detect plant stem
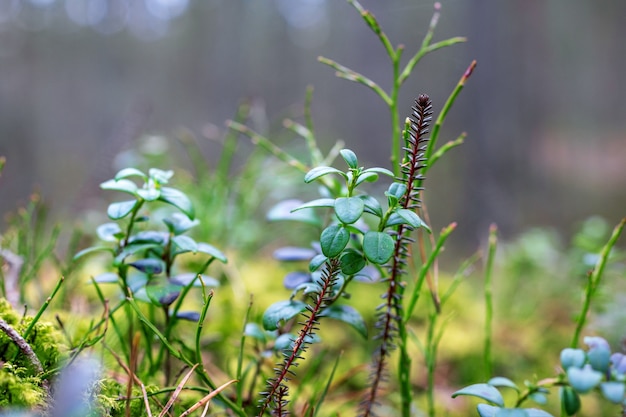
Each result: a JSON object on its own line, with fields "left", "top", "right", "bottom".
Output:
{"left": 484, "top": 224, "right": 498, "bottom": 379}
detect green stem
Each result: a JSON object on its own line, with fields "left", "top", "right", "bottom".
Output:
{"left": 571, "top": 218, "right": 625, "bottom": 348}
{"left": 22, "top": 276, "right": 64, "bottom": 339}
{"left": 484, "top": 224, "right": 498, "bottom": 379}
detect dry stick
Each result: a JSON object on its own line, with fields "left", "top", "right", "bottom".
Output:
{"left": 0, "top": 317, "right": 50, "bottom": 395}
{"left": 178, "top": 379, "right": 238, "bottom": 417}
{"left": 158, "top": 364, "right": 199, "bottom": 417}
{"left": 107, "top": 344, "right": 154, "bottom": 417}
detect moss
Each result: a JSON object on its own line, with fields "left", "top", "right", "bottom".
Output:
{"left": 0, "top": 363, "right": 45, "bottom": 407}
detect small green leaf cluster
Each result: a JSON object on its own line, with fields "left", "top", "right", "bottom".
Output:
{"left": 261, "top": 148, "right": 429, "bottom": 345}
{"left": 75, "top": 167, "right": 226, "bottom": 311}
{"left": 452, "top": 336, "right": 626, "bottom": 416}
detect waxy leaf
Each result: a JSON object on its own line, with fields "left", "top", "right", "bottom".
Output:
{"left": 107, "top": 200, "right": 137, "bottom": 220}
{"left": 137, "top": 187, "right": 161, "bottom": 201}
{"left": 600, "top": 382, "right": 625, "bottom": 403}
{"left": 561, "top": 348, "right": 586, "bottom": 369}
{"left": 560, "top": 386, "right": 581, "bottom": 415}
{"left": 339, "top": 149, "right": 358, "bottom": 169}
{"left": 319, "top": 305, "right": 367, "bottom": 338}
{"left": 100, "top": 179, "right": 138, "bottom": 196}
{"left": 170, "top": 273, "right": 219, "bottom": 288}
{"left": 361, "top": 167, "right": 394, "bottom": 177}
{"left": 97, "top": 223, "right": 123, "bottom": 242}
{"left": 363, "top": 231, "right": 394, "bottom": 264}
{"left": 320, "top": 225, "right": 350, "bottom": 258}
{"left": 309, "top": 254, "right": 327, "bottom": 272}
{"left": 267, "top": 199, "right": 321, "bottom": 226}
{"left": 163, "top": 213, "right": 199, "bottom": 235}
{"left": 304, "top": 166, "right": 347, "bottom": 183}
{"left": 386, "top": 182, "right": 407, "bottom": 201}
{"left": 359, "top": 195, "right": 383, "bottom": 217}
{"left": 273, "top": 247, "right": 317, "bottom": 262}
{"left": 262, "top": 300, "right": 307, "bottom": 331}
{"left": 196, "top": 242, "right": 227, "bottom": 263}
{"left": 355, "top": 172, "right": 378, "bottom": 186}
{"left": 129, "top": 231, "right": 168, "bottom": 245}
{"left": 567, "top": 365, "right": 603, "bottom": 393}
{"left": 159, "top": 187, "right": 195, "bottom": 219}
{"left": 488, "top": 377, "right": 519, "bottom": 392}
{"left": 129, "top": 258, "right": 165, "bottom": 275}
{"left": 340, "top": 251, "right": 366, "bottom": 275}
{"left": 452, "top": 383, "right": 504, "bottom": 407}
{"left": 283, "top": 271, "right": 312, "bottom": 289}
{"left": 172, "top": 235, "right": 198, "bottom": 254}
{"left": 114, "top": 242, "right": 161, "bottom": 265}
{"left": 145, "top": 281, "right": 180, "bottom": 306}
{"left": 115, "top": 168, "right": 147, "bottom": 181}
{"left": 334, "top": 197, "right": 364, "bottom": 224}
{"left": 395, "top": 208, "right": 430, "bottom": 230}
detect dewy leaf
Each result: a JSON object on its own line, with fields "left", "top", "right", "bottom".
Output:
{"left": 363, "top": 231, "right": 395, "bottom": 265}
{"left": 163, "top": 212, "right": 199, "bottom": 235}
{"left": 304, "top": 166, "right": 347, "bottom": 183}
{"left": 452, "top": 383, "right": 505, "bottom": 407}
{"left": 340, "top": 251, "right": 366, "bottom": 275}
{"left": 159, "top": 187, "right": 195, "bottom": 219}
{"left": 196, "top": 242, "right": 227, "bottom": 263}
{"left": 339, "top": 149, "right": 358, "bottom": 169}
{"left": 567, "top": 365, "right": 603, "bottom": 393}
{"left": 129, "top": 258, "right": 165, "bottom": 275}
{"left": 320, "top": 225, "right": 350, "bottom": 258}
{"left": 100, "top": 179, "right": 138, "bottom": 196}
{"left": 334, "top": 197, "right": 364, "bottom": 224}
{"left": 172, "top": 235, "right": 198, "bottom": 254}
{"left": 262, "top": 300, "right": 307, "bottom": 331}
{"left": 115, "top": 168, "right": 147, "bottom": 181}
{"left": 96, "top": 223, "right": 123, "bottom": 242}
{"left": 267, "top": 199, "right": 322, "bottom": 227}
{"left": 319, "top": 305, "right": 367, "bottom": 338}
{"left": 107, "top": 200, "right": 138, "bottom": 220}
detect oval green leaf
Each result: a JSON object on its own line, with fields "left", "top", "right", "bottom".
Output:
{"left": 452, "top": 383, "right": 505, "bottom": 407}
{"left": 129, "top": 258, "right": 165, "bottom": 275}
{"left": 600, "top": 381, "right": 625, "bottom": 404}
{"left": 159, "top": 187, "right": 195, "bottom": 219}
{"left": 395, "top": 208, "right": 430, "bottom": 231}
{"left": 334, "top": 197, "right": 364, "bottom": 224}
{"left": 355, "top": 171, "right": 378, "bottom": 186}
{"left": 100, "top": 179, "right": 138, "bottom": 195}
{"left": 567, "top": 366, "right": 603, "bottom": 393}
{"left": 107, "top": 200, "right": 137, "bottom": 220}
{"left": 115, "top": 168, "right": 147, "bottom": 181}
{"left": 319, "top": 305, "right": 367, "bottom": 338}
{"left": 137, "top": 187, "right": 161, "bottom": 201}
{"left": 340, "top": 251, "right": 366, "bottom": 275}
{"left": 320, "top": 225, "right": 350, "bottom": 258}
{"left": 362, "top": 167, "right": 394, "bottom": 177}
{"left": 163, "top": 213, "right": 199, "bottom": 235}
{"left": 262, "top": 300, "right": 307, "bottom": 331}
{"left": 359, "top": 195, "right": 383, "bottom": 218}
{"left": 96, "top": 223, "right": 123, "bottom": 242}
{"left": 304, "top": 166, "right": 347, "bottom": 183}
{"left": 291, "top": 198, "right": 335, "bottom": 212}
{"left": 172, "top": 235, "right": 198, "bottom": 255}
{"left": 560, "top": 386, "right": 581, "bottom": 416}
{"left": 309, "top": 254, "right": 327, "bottom": 272}
{"left": 363, "top": 231, "right": 395, "bottom": 265}
{"left": 487, "top": 377, "right": 519, "bottom": 392}
{"left": 197, "top": 242, "right": 227, "bottom": 263}
{"left": 339, "top": 149, "right": 358, "bottom": 169}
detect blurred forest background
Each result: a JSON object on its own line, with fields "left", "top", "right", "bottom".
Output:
{"left": 1, "top": 0, "right": 625, "bottom": 250}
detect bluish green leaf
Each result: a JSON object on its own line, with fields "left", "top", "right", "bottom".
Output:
{"left": 262, "top": 300, "right": 307, "bottom": 331}
{"left": 149, "top": 168, "right": 174, "bottom": 184}
{"left": 274, "top": 333, "right": 319, "bottom": 352}
{"left": 567, "top": 365, "right": 603, "bottom": 393}
{"left": 159, "top": 187, "right": 195, "bottom": 219}
{"left": 309, "top": 254, "right": 327, "bottom": 272}
{"left": 96, "top": 223, "right": 123, "bottom": 242}
{"left": 334, "top": 197, "right": 364, "bottom": 224}
{"left": 244, "top": 323, "right": 267, "bottom": 342}
{"left": 114, "top": 168, "right": 146, "bottom": 181}
{"left": 196, "top": 242, "right": 227, "bottom": 263}
{"left": 304, "top": 166, "right": 347, "bottom": 183}
{"left": 560, "top": 386, "right": 581, "bottom": 415}
{"left": 386, "top": 182, "right": 407, "bottom": 200}
{"left": 273, "top": 247, "right": 317, "bottom": 262}
{"left": 560, "top": 348, "right": 586, "bottom": 369}
{"left": 340, "top": 251, "right": 366, "bottom": 275}
{"left": 145, "top": 281, "right": 180, "bottom": 306}
{"left": 92, "top": 272, "right": 119, "bottom": 284}
{"left": 362, "top": 167, "right": 394, "bottom": 177}
{"left": 494, "top": 409, "right": 529, "bottom": 417}
{"left": 137, "top": 187, "right": 160, "bottom": 201}
{"left": 73, "top": 246, "right": 114, "bottom": 261}
{"left": 355, "top": 172, "right": 378, "bottom": 186}
{"left": 114, "top": 242, "right": 161, "bottom": 265}
{"left": 283, "top": 271, "right": 312, "bottom": 289}
{"left": 320, "top": 305, "right": 367, "bottom": 338}
{"left": 587, "top": 344, "right": 611, "bottom": 373}
{"left": 477, "top": 404, "right": 500, "bottom": 417}
{"left": 267, "top": 199, "right": 321, "bottom": 226}
{"left": 170, "top": 273, "right": 219, "bottom": 288}
{"left": 107, "top": 200, "right": 138, "bottom": 220}
{"left": 600, "top": 382, "right": 625, "bottom": 403}
{"left": 452, "top": 383, "right": 504, "bottom": 407}
{"left": 172, "top": 235, "right": 198, "bottom": 254}
{"left": 163, "top": 213, "right": 199, "bottom": 235}
{"left": 339, "top": 149, "right": 358, "bottom": 169}
{"left": 129, "top": 231, "right": 168, "bottom": 245}
{"left": 100, "top": 179, "right": 138, "bottom": 195}
{"left": 395, "top": 208, "right": 430, "bottom": 231}
{"left": 528, "top": 392, "right": 547, "bottom": 405}
{"left": 488, "top": 377, "right": 519, "bottom": 392}
{"left": 363, "top": 231, "right": 394, "bottom": 265}
{"left": 176, "top": 311, "right": 200, "bottom": 322}
{"left": 129, "top": 258, "right": 165, "bottom": 275}
{"left": 290, "top": 282, "right": 322, "bottom": 298}
{"left": 320, "top": 225, "right": 350, "bottom": 258}
{"left": 524, "top": 409, "right": 555, "bottom": 417}
{"left": 359, "top": 195, "right": 383, "bottom": 217}
{"left": 291, "top": 198, "right": 335, "bottom": 211}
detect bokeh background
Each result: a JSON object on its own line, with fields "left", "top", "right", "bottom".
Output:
{"left": 1, "top": 0, "right": 625, "bottom": 249}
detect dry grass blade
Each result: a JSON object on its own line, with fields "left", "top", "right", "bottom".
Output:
{"left": 178, "top": 379, "right": 238, "bottom": 417}
{"left": 158, "top": 364, "right": 199, "bottom": 417}
{"left": 106, "top": 343, "right": 153, "bottom": 417}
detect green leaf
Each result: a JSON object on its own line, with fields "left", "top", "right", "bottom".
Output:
{"left": 488, "top": 377, "right": 519, "bottom": 392}
{"left": 386, "top": 182, "right": 407, "bottom": 200}
{"left": 560, "top": 348, "right": 586, "bottom": 369}
{"left": 320, "top": 225, "right": 350, "bottom": 258}
{"left": 273, "top": 247, "right": 317, "bottom": 262}
{"left": 334, "top": 197, "right": 364, "bottom": 224}
{"left": 339, "top": 149, "right": 358, "bottom": 169}
{"left": 163, "top": 213, "right": 199, "bottom": 235}
{"left": 267, "top": 199, "right": 322, "bottom": 226}
{"left": 524, "top": 409, "right": 555, "bottom": 417}
{"left": 452, "top": 383, "right": 504, "bottom": 407}
{"left": 107, "top": 200, "right": 138, "bottom": 220}
{"left": 129, "top": 231, "right": 168, "bottom": 245}
{"left": 355, "top": 171, "right": 378, "bottom": 186}
{"left": 361, "top": 167, "right": 394, "bottom": 177}
{"left": 97, "top": 223, "right": 123, "bottom": 242}
{"left": 244, "top": 323, "right": 267, "bottom": 343}
{"left": 262, "top": 300, "right": 307, "bottom": 331}
{"left": 197, "top": 242, "right": 227, "bottom": 263}
{"left": 395, "top": 208, "right": 430, "bottom": 231}
{"left": 145, "top": 281, "right": 180, "bottom": 306}
{"left": 137, "top": 187, "right": 161, "bottom": 201}
{"left": 304, "top": 166, "right": 347, "bottom": 183}
{"left": 340, "top": 251, "right": 366, "bottom": 275}
{"left": 114, "top": 242, "right": 161, "bottom": 265}
{"left": 291, "top": 198, "right": 335, "bottom": 211}
{"left": 494, "top": 409, "right": 529, "bottom": 417}
{"left": 172, "top": 235, "right": 198, "bottom": 255}
{"left": 115, "top": 168, "right": 147, "bottom": 181}
{"left": 176, "top": 311, "right": 201, "bottom": 322}
{"left": 149, "top": 168, "right": 174, "bottom": 184}
{"left": 129, "top": 258, "right": 165, "bottom": 275}
{"left": 567, "top": 365, "right": 603, "bottom": 393}
{"left": 359, "top": 195, "right": 383, "bottom": 217}
{"left": 92, "top": 272, "right": 119, "bottom": 284}
{"left": 73, "top": 245, "right": 114, "bottom": 261}
{"left": 159, "top": 187, "right": 195, "bottom": 219}
{"left": 100, "top": 179, "right": 138, "bottom": 196}
{"left": 319, "top": 305, "right": 367, "bottom": 338}
{"left": 363, "top": 231, "right": 394, "bottom": 265}
{"left": 171, "top": 273, "right": 219, "bottom": 288}
{"left": 477, "top": 404, "right": 500, "bottom": 417}
{"left": 600, "top": 382, "right": 625, "bottom": 404}
{"left": 560, "top": 386, "right": 581, "bottom": 416}
{"left": 309, "top": 254, "right": 327, "bottom": 272}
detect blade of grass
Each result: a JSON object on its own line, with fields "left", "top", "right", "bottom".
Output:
{"left": 236, "top": 295, "right": 254, "bottom": 407}
{"left": 484, "top": 224, "right": 498, "bottom": 379}
{"left": 158, "top": 364, "right": 199, "bottom": 417}
{"left": 312, "top": 352, "right": 342, "bottom": 417}
{"left": 22, "top": 276, "right": 64, "bottom": 339}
